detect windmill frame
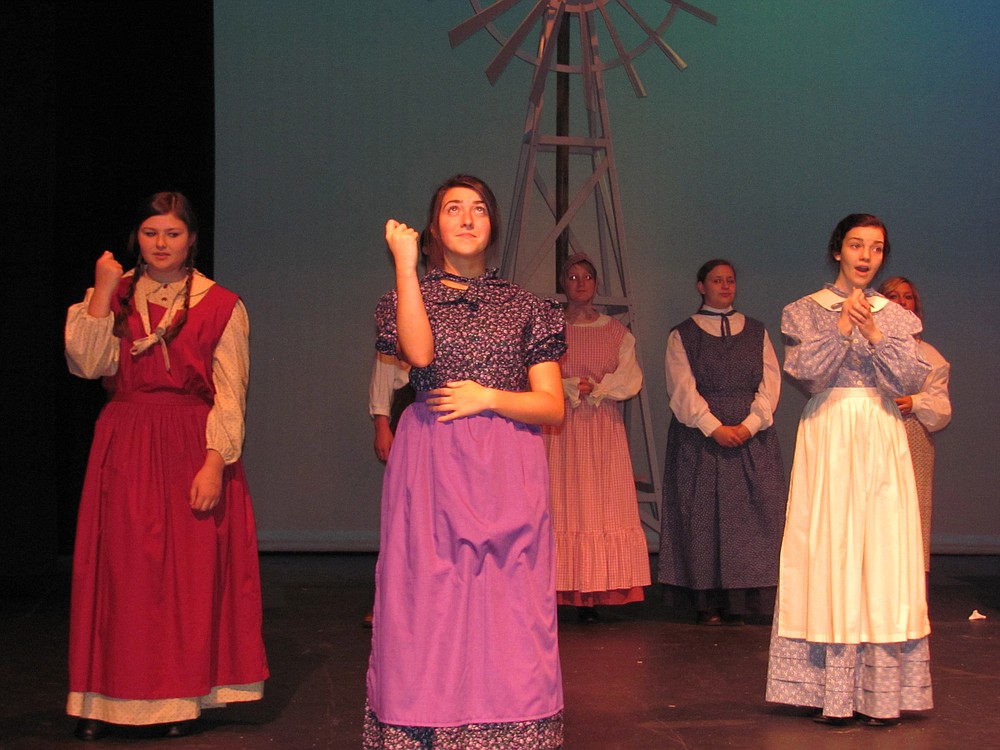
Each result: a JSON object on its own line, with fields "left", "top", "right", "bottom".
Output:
{"left": 450, "top": 0, "right": 718, "bottom": 540}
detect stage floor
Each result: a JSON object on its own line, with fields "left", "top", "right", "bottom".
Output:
{"left": 1, "top": 553, "right": 997, "bottom": 749}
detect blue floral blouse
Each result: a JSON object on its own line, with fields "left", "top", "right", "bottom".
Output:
{"left": 375, "top": 268, "right": 566, "bottom": 393}
{"left": 781, "top": 284, "right": 930, "bottom": 397}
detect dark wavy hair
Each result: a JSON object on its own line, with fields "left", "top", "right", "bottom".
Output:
{"left": 826, "top": 213, "right": 891, "bottom": 271}
{"left": 113, "top": 192, "right": 199, "bottom": 341}
{"left": 425, "top": 174, "right": 501, "bottom": 263}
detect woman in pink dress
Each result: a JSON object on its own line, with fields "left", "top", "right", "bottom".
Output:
{"left": 544, "top": 253, "right": 650, "bottom": 624}
{"left": 65, "top": 192, "right": 268, "bottom": 741}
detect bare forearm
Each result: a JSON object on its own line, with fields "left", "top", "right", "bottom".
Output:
{"left": 394, "top": 269, "right": 434, "bottom": 367}
{"left": 428, "top": 362, "right": 565, "bottom": 425}
{"left": 87, "top": 251, "right": 124, "bottom": 318}
{"left": 485, "top": 388, "right": 564, "bottom": 426}
{"left": 373, "top": 414, "right": 394, "bottom": 462}
{"left": 385, "top": 219, "right": 434, "bottom": 366}
{"left": 489, "top": 360, "right": 564, "bottom": 425}
{"left": 86, "top": 286, "right": 116, "bottom": 318}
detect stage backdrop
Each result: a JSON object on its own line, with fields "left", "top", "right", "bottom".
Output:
{"left": 214, "top": 0, "right": 1000, "bottom": 552}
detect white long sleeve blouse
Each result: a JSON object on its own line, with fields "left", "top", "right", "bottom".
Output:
{"left": 65, "top": 272, "right": 249, "bottom": 464}
{"left": 561, "top": 315, "right": 643, "bottom": 408}
{"left": 664, "top": 308, "right": 781, "bottom": 438}
{"left": 911, "top": 339, "right": 952, "bottom": 432}
{"left": 368, "top": 352, "right": 411, "bottom": 418}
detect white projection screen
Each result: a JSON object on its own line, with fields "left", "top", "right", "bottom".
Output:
{"left": 214, "top": 1, "right": 1000, "bottom": 553}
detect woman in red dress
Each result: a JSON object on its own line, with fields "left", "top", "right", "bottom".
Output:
{"left": 64, "top": 192, "right": 268, "bottom": 740}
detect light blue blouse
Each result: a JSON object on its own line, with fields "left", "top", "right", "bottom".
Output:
{"left": 781, "top": 284, "right": 930, "bottom": 397}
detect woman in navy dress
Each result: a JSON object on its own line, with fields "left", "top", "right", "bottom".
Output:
{"left": 658, "top": 259, "right": 786, "bottom": 625}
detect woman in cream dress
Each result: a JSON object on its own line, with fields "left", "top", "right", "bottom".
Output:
{"left": 766, "top": 214, "right": 932, "bottom": 725}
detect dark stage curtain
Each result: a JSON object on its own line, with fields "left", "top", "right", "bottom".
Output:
{"left": 1, "top": 0, "right": 215, "bottom": 576}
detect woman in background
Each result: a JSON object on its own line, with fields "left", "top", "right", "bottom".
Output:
{"left": 545, "top": 253, "right": 650, "bottom": 624}
{"left": 878, "top": 276, "right": 952, "bottom": 571}
{"left": 658, "top": 259, "right": 785, "bottom": 626}
{"left": 65, "top": 192, "right": 268, "bottom": 741}
{"left": 766, "top": 214, "right": 932, "bottom": 725}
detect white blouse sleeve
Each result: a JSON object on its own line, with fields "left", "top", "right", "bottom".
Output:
{"left": 741, "top": 329, "right": 781, "bottom": 437}
{"left": 369, "top": 352, "right": 409, "bottom": 417}
{"left": 589, "top": 328, "right": 643, "bottom": 405}
{"left": 562, "top": 376, "right": 582, "bottom": 408}
{"left": 665, "top": 327, "right": 721, "bottom": 437}
{"left": 910, "top": 340, "right": 952, "bottom": 433}
{"left": 206, "top": 299, "right": 250, "bottom": 464}
{"left": 64, "top": 288, "right": 120, "bottom": 379}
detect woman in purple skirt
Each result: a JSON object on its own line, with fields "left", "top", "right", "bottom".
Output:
{"left": 364, "top": 175, "right": 567, "bottom": 749}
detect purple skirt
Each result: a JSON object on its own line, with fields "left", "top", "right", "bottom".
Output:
{"left": 366, "top": 397, "right": 563, "bottom": 727}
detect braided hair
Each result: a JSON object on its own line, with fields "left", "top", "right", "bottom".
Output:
{"left": 113, "top": 192, "right": 199, "bottom": 341}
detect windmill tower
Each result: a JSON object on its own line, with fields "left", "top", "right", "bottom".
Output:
{"left": 449, "top": 1, "right": 717, "bottom": 539}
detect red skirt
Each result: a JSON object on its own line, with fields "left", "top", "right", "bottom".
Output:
{"left": 68, "top": 392, "right": 268, "bottom": 699}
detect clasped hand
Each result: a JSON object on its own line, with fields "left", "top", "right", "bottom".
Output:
{"left": 711, "top": 424, "right": 750, "bottom": 448}
{"left": 427, "top": 380, "right": 491, "bottom": 422}
{"left": 840, "top": 288, "right": 880, "bottom": 342}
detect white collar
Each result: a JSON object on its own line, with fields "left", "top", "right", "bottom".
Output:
{"left": 808, "top": 286, "right": 889, "bottom": 312}
{"left": 124, "top": 270, "right": 213, "bottom": 370}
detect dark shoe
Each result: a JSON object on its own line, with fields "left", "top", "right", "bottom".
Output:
{"left": 812, "top": 714, "right": 852, "bottom": 726}
{"left": 720, "top": 613, "right": 744, "bottom": 626}
{"left": 163, "top": 720, "right": 195, "bottom": 738}
{"left": 696, "top": 610, "right": 722, "bottom": 626}
{"left": 856, "top": 713, "right": 895, "bottom": 727}
{"left": 74, "top": 719, "right": 108, "bottom": 741}
{"left": 577, "top": 606, "right": 600, "bottom": 624}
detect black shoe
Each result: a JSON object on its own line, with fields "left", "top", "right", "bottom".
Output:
{"left": 74, "top": 719, "right": 108, "bottom": 741}
{"left": 163, "top": 720, "right": 195, "bottom": 738}
{"left": 720, "top": 613, "right": 744, "bottom": 626}
{"left": 856, "top": 713, "right": 895, "bottom": 727}
{"left": 812, "top": 714, "right": 852, "bottom": 726}
{"left": 696, "top": 610, "right": 722, "bottom": 626}
{"left": 577, "top": 606, "right": 600, "bottom": 624}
